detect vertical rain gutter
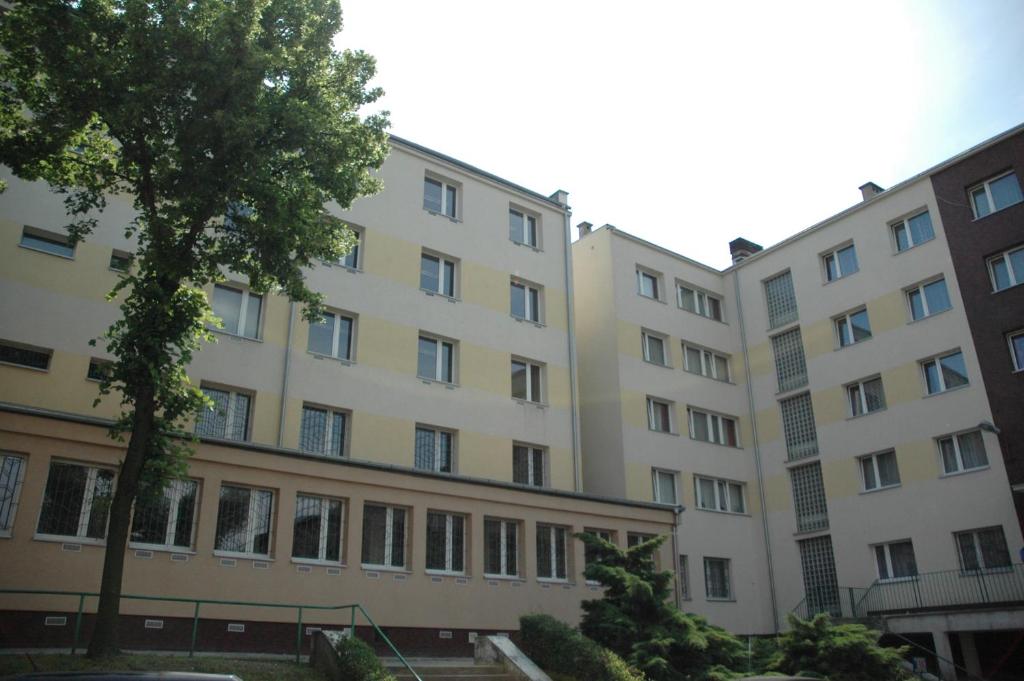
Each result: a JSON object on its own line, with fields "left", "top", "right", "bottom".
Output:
{"left": 561, "top": 199, "right": 583, "bottom": 491}
{"left": 733, "top": 267, "right": 780, "bottom": 632}
{"left": 277, "top": 301, "right": 296, "bottom": 448}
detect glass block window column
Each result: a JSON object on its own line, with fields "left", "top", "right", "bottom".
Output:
{"left": 790, "top": 462, "right": 829, "bottom": 532}
{"left": 780, "top": 392, "right": 819, "bottom": 460}
{"left": 771, "top": 328, "right": 808, "bottom": 393}
{"left": 764, "top": 271, "right": 798, "bottom": 328}
{"left": 798, "top": 535, "right": 840, "bottom": 616}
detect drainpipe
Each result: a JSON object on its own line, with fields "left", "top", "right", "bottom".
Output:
{"left": 277, "top": 301, "right": 296, "bottom": 448}
{"left": 671, "top": 505, "right": 684, "bottom": 607}
{"left": 733, "top": 268, "right": 780, "bottom": 633}
{"left": 559, "top": 197, "right": 583, "bottom": 492}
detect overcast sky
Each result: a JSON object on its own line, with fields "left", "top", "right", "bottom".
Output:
{"left": 338, "top": 0, "right": 1024, "bottom": 269}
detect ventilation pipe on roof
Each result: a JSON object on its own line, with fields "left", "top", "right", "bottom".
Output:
{"left": 859, "top": 181, "right": 885, "bottom": 201}
{"left": 576, "top": 221, "right": 593, "bottom": 239}
{"left": 729, "top": 237, "right": 763, "bottom": 264}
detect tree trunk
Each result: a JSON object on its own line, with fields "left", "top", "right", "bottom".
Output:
{"left": 86, "top": 384, "right": 156, "bottom": 659}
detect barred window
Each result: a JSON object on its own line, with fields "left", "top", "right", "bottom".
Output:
{"left": 790, "top": 462, "right": 829, "bottom": 533}
{"left": 214, "top": 485, "right": 273, "bottom": 556}
{"left": 299, "top": 405, "right": 347, "bottom": 456}
{"left": 0, "top": 454, "right": 26, "bottom": 535}
{"left": 955, "top": 527, "right": 1011, "bottom": 571}
{"left": 361, "top": 503, "right": 406, "bottom": 569}
{"left": 37, "top": 461, "right": 114, "bottom": 540}
{"left": 484, "top": 518, "right": 519, "bottom": 577}
{"left": 292, "top": 494, "right": 343, "bottom": 563}
{"left": 780, "top": 393, "right": 818, "bottom": 460}
{"left": 537, "top": 523, "right": 568, "bottom": 580}
{"left": 764, "top": 271, "right": 798, "bottom": 328}
{"left": 627, "top": 532, "right": 656, "bottom": 548}
{"left": 771, "top": 328, "right": 808, "bottom": 392}
{"left": 679, "top": 555, "right": 691, "bottom": 600}
{"left": 695, "top": 476, "right": 745, "bottom": 513}
{"left": 704, "top": 557, "right": 732, "bottom": 600}
{"left": 20, "top": 226, "right": 74, "bottom": 258}
{"left": 938, "top": 430, "right": 988, "bottom": 474}
{"left": 0, "top": 340, "right": 51, "bottom": 371}
{"left": 307, "top": 311, "right": 354, "bottom": 360}
{"left": 513, "top": 445, "right": 545, "bottom": 487}
{"left": 426, "top": 511, "right": 465, "bottom": 574}
{"left": 583, "top": 528, "right": 613, "bottom": 570}
{"left": 415, "top": 426, "right": 453, "bottom": 473}
{"left": 798, "top": 535, "right": 840, "bottom": 616}
{"left": 196, "top": 386, "right": 250, "bottom": 441}
{"left": 847, "top": 376, "right": 886, "bottom": 416}
{"left": 130, "top": 479, "right": 198, "bottom": 550}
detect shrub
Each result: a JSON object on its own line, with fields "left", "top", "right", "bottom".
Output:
{"left": 520, "top": 614, "right": 645, "bottom": 681}
{"left": 332, "top": 635, "right": 397, "bottom": 681}
{"left": 774, "top": 614, "right": 910, "bottom": 681}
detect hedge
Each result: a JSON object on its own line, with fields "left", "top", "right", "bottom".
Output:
{"left": 519, "top": 614, "right": 644, "bottom": 681}
{"left": 332, "top": 635, "right": 397, "bottom": 681}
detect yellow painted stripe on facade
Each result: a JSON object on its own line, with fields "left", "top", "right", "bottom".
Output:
{"left": 361, "top": 229, "right": 427, "bottom": 290}
{"left": 616, "top": 320, "right": 644, "bottom": 361}
{"left": 0, "top": 359, "right": 122, "bottom": 421}
{"left": 626, "top": 461, "right": 653, "bottom": 503}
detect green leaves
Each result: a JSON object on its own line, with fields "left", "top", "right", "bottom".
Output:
{"left": 775, "top": 614, "right": 910, "bottom": 681}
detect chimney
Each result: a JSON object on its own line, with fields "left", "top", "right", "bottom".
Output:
{"left": 576, "top": 221, "right": 593, "bottom": 239}
{"left": 549, "top": 189, "right": 569, "bottom": 206}
{"left": 859, "top": 181, "right": 885, "bottom": 201}
{"left": 729, "top": 237, "right": 763, "bottom": 265}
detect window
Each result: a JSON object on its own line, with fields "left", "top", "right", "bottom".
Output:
{"left": 583, "top": 529, "right": 613, "bottom": 570}
{"left": 835, "top": 308, "right": 871, "bottom": 347}
{"left": 636, "top": 268, "right": 661, "bottom": 300}
{"left": 1011, "top": 330, "right": 1024, "bottom": 372}
{"left": 988, "top": 245, "right": 1024, "bottom": 292}
{"left": 790, "top": 463, "right": 829, "bottom": 532}
{"left": 417, "top": 335, "right": 454, "bottom": 383}
{"left": 36, "top": 461, "right": 114, "bottom": 540}
{"left": 688, "top": 408, "right": 738, "bottom": 446}
{"left": 922, "top": 351, "right": 968, "bottom": 395}
{"left": 86, "top": 358, "right": 111, "bottom": 382}
{"left": 109, "top": 250, "right": 133, "bottom": 272}
{"left": 484, "top": 518, "right": 518, "bottom": 577}
{"left": 847, "top": 377, "right": 885, "bottom": 417}
{"left": 293, "top": 494, "right": 343, "bottom": 563}
{"left": 511, "top": 359, "right": 543, "bottom": 402}
{"left": 683, "top": 343, "right": 729, "bottom": 381}
{"left": 652, "top": 469, "right": 678, "bottom": 505}
{"left": 513, "top": 445, "right": 545, "bottom": 487}
{"left": 677, "top": 284, "right": 723, "bottom": 321}
{"left": 509, "top": 208, "right": 538, "bottom": 247}
{"left": 874, "top": 540, "right": 918, "bottom": 581}
{"left": 970, "top": 171, "right": 1023, "bottom": 218}
{"left": 424, "top": 176, "right": 458, "bottom": 219}
{"left": 0, "top": 454, "right": 26, "bottom": 536}
{"left": 308, "top": 311, "right": 354, "bottom": 360}
{"left": 647, "top": 397, "right": 673, "bottom": 433}
{"left": 695, "top": 476, "right": 745, "bottom": 514}
{"left": 678, "top": 555, "right": 690, "bottom": 600}
{"left": 938, "top": 430, "right": 988, "bottom": 474}
{"left": 420, "top": 252, "right": 457, "bottom": 298}
{"left": 211, "top": 284, "right": 262, "bottom": 339}
{"left": 426, "top": 511, "right": 465, "bottom": 574}
{"left": 415, "top": 426, "right": 453, "bottom": 473}
{"left": 764, "top": 271, "right": 798, "bottom": 329}
{"left": 130, "top": 478, "right": 198, "bottom": 550}
{"left": 860, "top": 451, "right": 900, "bottom": 491}
{"left": 780, "top": 393, "right": 819, "bottom": 461}
{"left": 771, "top": 328, "right": 808, "bottom": 392}
{"left": 907, "top": 278, "right": 951, "bottom": 321}
{"left": 510, "top": 280, "right": 542, "bottom": 323}
{"left": 214, "top": 485, "right": 273, "bottom": 557}
{"left": 823, "top": 244, "right": 859, "bottom": 282}
{"left": 299, "top": 405, "right": 347, "bottom": 456}
{"left": 361, "top": 503, "right": 406, "bottom": 569}
{"left": 892, "top": 211, "right": 935, "bottom": 252}
{"left": 0, "top": 340, "right": 51, "bottom": 371}
{"left": 536, "top": 524, "right": 568, "bottom": 580}
{"left": 20, "top": 226, "right": 74, "bottom": 258}
{"left": 798, "top": 535, "right": 840, "bottom": 617}
{"left": 955, "top": 527, "right": 1011, "bottom": 571}
{"left": 627, "top": 533, "right": 656, "bottom": 549}
{"left": 642, "top": 331, "right": 669, "bottom": 366}
{"left": 704, "top": 557, "right": 732, "bottom": 600}
{"left": 339, "top": 228, "right": 361, "bottom": 269}
{"left": 195, "top": 386, "right": 251, "bottom": 441}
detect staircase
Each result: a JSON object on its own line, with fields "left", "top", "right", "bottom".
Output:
{"left": 383, "top": 657, "right": 518, "bottom": 681}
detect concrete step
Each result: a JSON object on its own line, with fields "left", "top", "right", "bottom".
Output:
{"left": 383, "top": 657, "right": 515, "bottom": 681}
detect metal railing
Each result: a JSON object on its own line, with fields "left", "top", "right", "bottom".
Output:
{"left": 0, "top": 588, "right": 422, "bottom": 681}
{"left": 855, "top": 563, "right": 1024, "bottom": 616}
{"left": 790, "top": 585, "right": 869, "bottom": 620}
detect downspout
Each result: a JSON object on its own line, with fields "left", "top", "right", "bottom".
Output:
{"left": 561, "top": 201, "right": 583, "bottom": 492}
{"left": 671, "top": 505, "right": 684, "bottom": 607}
{"left": 277, "top": 301, "right": 296, "bottom": 448}
{"left": 733, "top": 267, "right": 780, "bottom": 632}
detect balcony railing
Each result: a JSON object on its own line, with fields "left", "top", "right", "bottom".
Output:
{"left": 791, "top": 585, "right": 869, "bottom": 620}
{"left": 855, "top": 563, "right": 1024, "bottom": 616}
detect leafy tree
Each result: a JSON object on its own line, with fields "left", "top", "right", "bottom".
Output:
{"left": 576, "top": 532, "right": 745, "bottom": 681}
{"left": 0, "top": 0, "right": 388, "bottom": 657}
{"left": 774, "top": 614, "right": 910, "bottom": 681}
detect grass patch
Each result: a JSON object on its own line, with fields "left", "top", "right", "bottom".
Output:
{"left": 0, "top": 653, "right": 327, "bottom": 681}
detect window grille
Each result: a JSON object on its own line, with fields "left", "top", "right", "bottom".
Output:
{"left": 536, "top": 524, "right": 568, "bottom": 580}
{"left": 764, "top": 271, "right": 798, "bottom": 328}
{"left": 679, "top": 555, "right": 690, "bottom": 600}
{"left": 415, "top": 427, "right": 453, "bottom": 473}
{"left": 130, "top": 478, "right": 198, "bottom": 549}
{"left": 771, "top": 328, "right": 808, "bottom": 392}
{"left": 214, "top": 485, "right": 273, "bottom": 556}
{"left": 196, "top": 387, "right": 250, "bottom": 441}
{"left": 798, "top": 535, "right": 840, "bottom": 616}
{"left": 299, "top": 406, "right": 346, "bottom": 456}
{"left": 704, "top": 557, "right": 731, "bottom": 600}
{"left": 583, "top": 529, "right": 613, "bottom": 569}
{"left": 292, "top": 494, "right": 343, "bottom": 562}
{"left": 513, "top": 445, "right": 545, "bottom": 487}
{"left": 361, "top": 504, "right": 405, "bottom": 568}
{"left": 0, "top": 454, "right": 26, "bottom": 533}
{"left": 37, "top": 461, "right": 114, "bottom": 539}
{"left": 780, "top": 393, "right": 818, "bottom": 460}
{"left": 426, "top": 511, "right": 465, "bottom": 573}
{"left": 790, "top": 462, "right": 829, "bottom": 532}
{"left": 0, "top": 341, "right": 51, "bottom": 370}
{"left": 484, "top": 518, "right": 518, "bottom": 577}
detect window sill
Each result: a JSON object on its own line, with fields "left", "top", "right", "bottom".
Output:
{"left": 878, "top": 576, "right": 918, "bottom": 584}
{"left": 209, "top": 328, "right": 263, "bottom": 344}
{"left": 923, "top": 384, "right": 970, "bottom": 399}
{"left": 0, "top": 361, "right": 49, "bottom": 373}
{"left": 643, "top": 359, "right": 673, "bottom": 370}
{"left": 834, "top": 337, "right": 873, "bottom": 352}
{"left": 648, "top": 428, "right": 679, "bottom": 437}
{"left": 425, "top": 569, "right": 467, "bottom": 577}
{"left": 678, "top": 308, "right": 727, "bottom": 325}
{"left": 129, "top": 543, "right": 196, "bottom": 555}
{"left": 308, "top": 351, "right": 355, "bottom": 366}
{"left": 846, "top": 408, "right": 887, "bottom": 421}
{"left": 34, "top": 534, "right": 104, "bottom": 547}
{"left": 792, "top": 526, "right": 831, "bottom": 537}
{"left": 908, "top": 307, "right": 952, "bottom": 325}
{"left": 774, "top": 383, "right": 810, "bottom": 398}
{"left": 512, "top": 398, "right": 548, "bottom": 409}
{"left": 421, "top": 288, "right": 461, "bottom": 303}
{"left": 637, "top": 294, "right": 667, "bottom": 305}
{"left": 706, "top": 597, "right": 736, "bottom": 603}
{"left": 971, "top": 201, "right": 1023, "bottom": 222}
{"left": 418, "top": 376, "right": 459, "bottom": 389}
{"left": 683, "top": 370, "right": 733, "bottom": 384}
{"left": 940, "top": 465, "right": 990, "bottom": 479}
{"left": 766, "top": 319, "right": 800, "bottom": 335}
{"left": 510, "top": 239, "right": 543, "bottom": 253}
{"left": 424, "top": 209, "right": 461, "bottom": 223}
{"left": 484, "top": 574, "right": 524, "bottom": 582}
{"left": 992, "top": 281, "right": 1024, "bottom": 295}
{"left": 784, "top": 454, "right": 820, "bottom": 468}
{"left": 322, "top": 260, "right": 362, "bottom": 274}
{"left": 18, "top": 244, "right": 75, "bottom": 260}
{"left": 892, "top": 238, "right": 934, "bottom": 255}
{"left": 822, "top": 272, "right": 859, "bottom": 286}
{"left": 214, "top": 550, "right": 273, "bottom": 561}
{"left": 511, "top": 315, "right": 545, "bottom": 328}
{"left": 536, "top": 577, "right": 571, "bottom": 585}
{"left": 361, "top": 564, "right": 410, "bottom": 573}
{"left": 859, "top": 484, "right": 901, "bottom": 495}
{"left": 695, "top": 507, "right": 749, "bottom": 517}
{"left": 292, "top": 557, "right": 346, "bottom": 568}
{"left": 689, "top": 437, "right": 742, "bottom": 449}
{"left": 108, "top": 267, "right": 130, "bottom": 275}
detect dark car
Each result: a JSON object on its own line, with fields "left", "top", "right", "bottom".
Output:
{"left": 3, "top": 674, "right": 241, "bottom": 680}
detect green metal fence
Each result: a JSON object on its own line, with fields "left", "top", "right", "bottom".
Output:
{"left": 0, "top": 588, "right": 422, "bottom": 680}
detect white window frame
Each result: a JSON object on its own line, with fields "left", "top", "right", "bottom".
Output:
{"left": 647, "top": 397, "right": 674, "bottom": 434}
{"left": 424, "top": 175, "right": 459, "bottom": 219}
{"left": 1010, "top": 329, "right": 1024, "bottom": 372}
{"left": 834, "top": 308, "right": 871, "bottom": 348}
{"left": 35, "top": 461, "right": 116, "bottom": 543}
{"left": 677, "top": 282, "right": 723, "bottom": 321}
{"left": 969, "top": 170, "right": 1023, "bottom": 218}
{"left": 196, "top": 385, "right": 252, "bottom": 441}
{"left": 822, "top": 243, "right": 858, "bottom": 282}
{"left": 417, "top": 335, "right": 455, "bottom": 384}
{"left": 682, "top": 342, "right": 730, "bottom": 381}
{"left": 920, "top": 351, "right": 968, "bottom": 395}
{"left": 484, "top": 518, "right": 519, "bottom": 578}
{"left": 891, "top": 210, "right": 935, "bottom": 252}
{"left": 846, "top": 377, "right": 885, "bottom": 417}
{"left": 536, "top": 523, "right": 569, "bottom": 582}
{"left": 938, "top": 430, "right": 989, "bottom": 475}
{"left": 211, "top": 284, "right": 262, "bottom": 339}
{"left": 0, "top": 453, "right": 27, "bottom": 537}
{"left": 299, "top": 404, "right": 348, "bottom": 457}
{"left": 874, "top": 540, "right": 917, "bottom": 582}
{"left": 414, "top": 426, "right": 455, "bottom": 473}
{"left": 906, "top": 277, "right": 951, "bottom": 321}
{"left": 420, "top": 251, "right": 458, "bottom": 298}
{"left": 687, "top": 408, "right": 739, "bottom": 447}
{"left": 989, "top": 246, "right": 1024, "bottom": 292}
{"left": 513, "top": 444, "right": 546, "bottom": 487}
{"left": 859, "top": 451, "right": 900, "bottom": 492}
{"left": 694, "top": 476, "right": 746, "bottom": 514}
{"left": 642, "top": 331, "right": 669, "bottom": 366}
{"left": 511, "top": 358, "right": 544, "bottom": 403}
{"left": 338, "top": 227, "right": 362, "bottom": 269}
{"left": 954, "top": 527, "right": 1011, "bottom": 572}
{"left": 129, "top": 478, "right": 200, "bottom": 551}
{"left": 636, "top": 268, "right": 661, "bottom": 301}
{"left": 425, "top": 511, "right": 465, "bottom": 575}
{"left": 509, "top": 207, "right": 539, "bottom": 248}
{"left": 703, "top": 557, "right": 732, "bottom": 600}
{"left": 510, "top": 280, "right": 542, "bottom": 323}
{"left": 361, "top": 504, "right": 406, "bottom": 570}
{"left": 0, "top": 340, "right": 52, "bottom": 371}
{"left": 308, "top": 310, "right": 355, "bottom": 361}
{"left": 19, "top": 226, "right": 75, "bottom": 259}
{"left": 214, "top": 484, "right": 274, "bottom": 559}
{"left": 652, "top": 469, "right": 678, "bottom": 505}
{"left": 292, "top": 494, "right": 345, "bottom": 564}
